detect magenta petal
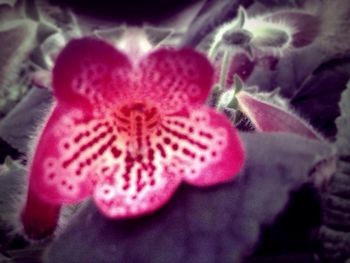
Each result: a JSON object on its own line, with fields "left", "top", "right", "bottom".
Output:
{"left": 179, "top": 108, "right": 245, "bottom": 186}
{"left": 93, "top": 107, "right": 245, "bottom": 218}
{"left": 138, "top": 48, "right": 214, "bottom": 113}
{"left": 237, "top": 91, "right": 323, "bottom": 140}
{"left": 53, "top": 37, "right": 131, "bottom": 111}
{"left": 94, "top": 170, "right": 182, "bottom": 218}
{"left": 28, "top": 105, "right": 102, "bottom": 204}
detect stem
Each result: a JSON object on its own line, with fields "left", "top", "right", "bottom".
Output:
{"left": 219, "top": 51, "right": 230, "bottom": 91}
{"left": 208, "top": 42, "right": 219, "bottom": 60}
{"left": 21, "top": 190, "right": 61, "bottom": 240}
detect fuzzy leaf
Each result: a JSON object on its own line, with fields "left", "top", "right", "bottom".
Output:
{"left": 181, "top": 0, "right": 254, "bottom": 48}
{"left": 236, "top": 91, "right": 322, "bottom": 140}
{"left": 0, "top": 88, "right": 53, "bottom": 153}
{"left": 246, "top": 40, "right": 350, "bottom": 139}
{"left": 335, "top": 81, "right": 350, "bottom": 153}
{"left": 0, "top": 20, "right": 36, "bottom": 90}
{"left": 222, "top": 29, "right": 252, "bottom": 46}
{"left": 263, "top": 11, "right": 320, "bottom": 48}
{"left": 45, "top": 132, "right": 333, "bottom": 263}
{"left": 0, "top": 0, "right": 16, "bottom": 7}
{"left": 0, "top": 161, "right": 27, "bottom": 245}
{"left": 320, "top": 80, "right": 350, "bottom": 262}
{"left": 251, "top": 26, "right": 289, "bottom": 48}
{"left": 247, "top": 45, "right": 327, "bottom": 98}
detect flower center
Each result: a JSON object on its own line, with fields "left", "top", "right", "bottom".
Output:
{"left": 113, "top": 102, "right": 161, "bottom": 156}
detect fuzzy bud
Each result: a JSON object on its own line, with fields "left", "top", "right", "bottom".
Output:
{"left": 236, "top": 90, "right": 323, "bottom": 140}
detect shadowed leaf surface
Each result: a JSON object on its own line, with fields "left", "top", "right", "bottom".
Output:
{"left": 290, "top": 57, "right": 350, "bottom": 139}
{"left": 0, "top": 88, "right": 53, "bottom": 154}
{"left": 0, "top": 21, "right": 36, "bottom": 91}
{"left": 247, "top": 45, "right": 350, "bottom": 139}
{"left": 181, "top": 0, "right": 254, "bottom": 48}
{"left": 320, "top": 80, "right": 350, "bottom": 262}
{"left": 45, "top": 132, "right": 332, "bottom": 263}
{"left": 0, "top": 161, "right": 27, "bottom": 247}
{"left": 246, "top": 46, "right": 328, "bottom": 98}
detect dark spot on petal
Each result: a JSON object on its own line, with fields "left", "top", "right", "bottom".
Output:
{"left": 172, "top": 143, "right": 179, "bottom": 151}
{"left": 163, "top": 137, "right": 171, "bottom": 144}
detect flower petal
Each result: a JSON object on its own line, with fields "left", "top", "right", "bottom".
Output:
{"left": 28, "top": 104, "right": 121, "bottom": 204}
{"left": 53, "top": 37, "right": 131, "bottom": 113}
{"left": 94, "top": 169, "right": 182, "bottom": 218}
{"left": 159, "top": 107, "right": 245, "bottom": 186}
{"left": 93, "top": 106, "right": 244, "bottom": 218}
{"left": 138, "top": 48, "right": 214, "bottom": 113}
{"left": 92, "top": 110, "right": 183, "bottom": 218}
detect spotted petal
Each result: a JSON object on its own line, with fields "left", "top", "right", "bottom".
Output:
{"left": 28, "top": 105, "right": 98, "bottom": 204}
{"left": 138, "top": 48, "right": 214, "bottom": 114}
{"left": 180, "top": 108, "right": 244, "bottom": 186}
{"left": 53, "top": 37, "right": 132, "bottom": 113}
{"left": 94, "top": 167, "right": 182, "bottom": 218}
{"left": 94, "top": 107, "right": 244, "bottom": 218}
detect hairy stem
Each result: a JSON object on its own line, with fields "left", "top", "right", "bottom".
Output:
{"left": 219, "top": 51, "right": 230, "bottom": 90}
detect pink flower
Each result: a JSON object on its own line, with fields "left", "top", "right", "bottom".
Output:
{"left": 22, "top": 37, "right": 244, "bottom": 237}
